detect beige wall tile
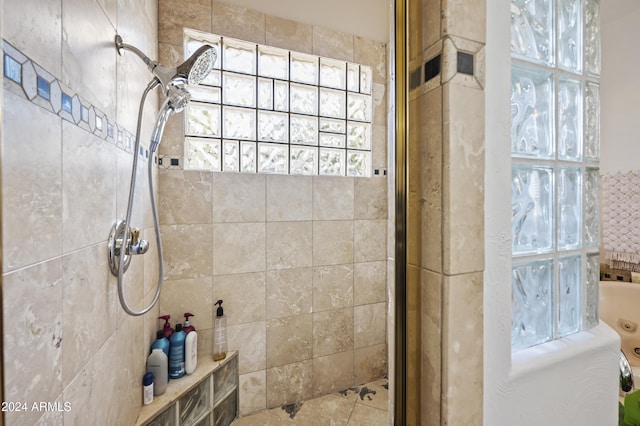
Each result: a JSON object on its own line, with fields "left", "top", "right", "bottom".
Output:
{"left": 406, "top": 264, "right": 422, "bottom": 425}
{"left": 159, "top": 170, "right": 213, "bottom": 225}
{"left": 421, "top": 268, "right": 442, "bottom": 426}
{"left": 239, "top": 370, "right": 267, "bottom": 416}
{"left": 158, "top": 41, "right": 184, "bottom": 68}
{"left": 421, "top": 86, "right": 443, "bottom": 273}
{"left": 354, "top": 36, "right": 387, "bottom": 84}
{"left": 213, "top": 272, "right": 266, "bottom": 325}
{"left": 266, "top": 15, "right": 313, "bottom": 53}
{"left": 159, "top": 276, "right": 214, "bottom": 330}
{"left": 266, "top": 360, "right": 313, "bottom": 407}
{"left": 158, "top": 0, "right": 211, "bottom": 46}
{"left": 156, "top": 109, "right": 184, "bottom": 157}
{"left": 62, "top": 0, "right": 116, "bottom": 117}
{"left": 62, "top": 122, "right": 117, "bottom": 253}
{"left": 312, "top": 26, "right": 354, "bottom": 61}
{"left": 312, "top": 176, "right": 355, "bottom": 220}
{"left": 313, "top": 307, "right": 354, "bottom": 357}
{"left": 354, "top": 302, "right": 387, "bottom": 348}
{"left": 372, "top": 124, "right": 388, "bottom": 170}
{"left": 115, "top": 314, "right": 146, "bottom": 425}
{"left": 228, "top": 321, "right": 267, "bottom": 374}
{"left": 3, "top": 259, "right": 63, "bottom": 426}
{"left": 313, "top": 221, "right": 354, "bottom": 266}
{"left": 354, "top": 344, "right": 387, "bottom": 384}
{"left": 354, "top": 261, "right": 387, "bottom": 305}
{"left": 441, "top": 0, "right": 486, "bottom": 43}
{"left": 213, "top": 173, "right": 266, "bottom": 223}
{"left": 312, "top": 265, "right": 354, "bottom": 312}
{"left": 441, "top": 272, "right": 483, "bottom": 425}
{"left": 161, "top": 224, "right": 213, "bottom": 279}
{"left": 3, "top": 0, "right": 61, "bottom": 75}
{"left": 421, "top": 0, "right": 441, "bottom": 51}
{"left": 266, "top": 314, "right": 313, "bottom": 368}
{"left": 373, "top": 82, "right": 387, "bottom": 126}
{"left": 62, "top": 244, "right": 117, "bottom": 384}
{"left": 442, "top": 83, "right": 484, "bottom": 275}
{"left": 266, "top": 268, "right": 313, "bottom": 319}
{"left": 266, "top": 221, "right": 313, "bottom": 270}
{"left": 408, "top": 0, "right": 423, "bottom": 61}
{"left": 63, "top": 336, "right": 121, "bottom": 425}
{"left": 116, "top": 47, "right": 153, "bottom": 133}
{"left": 354, "top": 220, "right": 387, "bottom": 262}
{"left": 312, "top": 351, "right": 354, "bottom": 396}
{"left": 2, "top": 92, "right": 62, "bottom": 271}
{"left": 212, "top": 222, "right": 266, "bottom": 275}
{"left": 212, "top": 1, "right": 266, "bottom": 43}
{"left": 407, "top": 94, "right": 423, "bottom": 268}
{"left": 266, "top": 175, "right": 313, "bottom": 221}
{"left": 355, "top": 177, "right": 388, "bottom": 220}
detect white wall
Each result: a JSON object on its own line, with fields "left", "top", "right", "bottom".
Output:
{"left": 484, "top": 0, "right": 620, "bottom": 425}
{"left": 215, "top": 0, "right": 390, "bottom": 42}
{"left": 600, "top": 2, "right": 640, "bottom": 174}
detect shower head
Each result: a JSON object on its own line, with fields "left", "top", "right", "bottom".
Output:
{"left": 115, "top": 35, "right": 217, "bottom": 95}
{"left": 150, "top": 85, "right": 191, "bottom": 153}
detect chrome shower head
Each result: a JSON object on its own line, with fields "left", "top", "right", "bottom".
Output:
{"left": 150, "top": 85, "right": 191, "bottom": 153}
{"left": 115, "top": 35, "right": 217, "bottom": 95}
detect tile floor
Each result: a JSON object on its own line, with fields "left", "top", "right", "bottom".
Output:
{"left": 231, "top": 379, "right": 389, "bottom": 425}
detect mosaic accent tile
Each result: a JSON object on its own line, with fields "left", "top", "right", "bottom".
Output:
{"left": 424, "top": 55, "right": 442, "bottom": 83}
{"left": 2, "top": 39, "right": 141, "bottom": 162}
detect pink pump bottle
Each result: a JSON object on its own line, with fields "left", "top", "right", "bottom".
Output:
{"left": 159, "top": 315, "right": 174, "bottom": 339}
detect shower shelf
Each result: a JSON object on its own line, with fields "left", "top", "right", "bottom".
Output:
{"left": 136, "top": 351, "right": 238, "bottom": 426}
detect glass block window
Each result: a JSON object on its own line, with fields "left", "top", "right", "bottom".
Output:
{"left": 510, "top": 0, "right": 600, "bottom": 352}
{"left": 182, "top": 29, "right": 374, "bottom": 177}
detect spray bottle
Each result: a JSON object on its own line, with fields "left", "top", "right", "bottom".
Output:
{"left": 213, "top": 300, "right": 227, "bottom": 361}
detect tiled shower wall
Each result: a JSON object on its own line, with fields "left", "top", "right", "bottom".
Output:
{"left": 2, "top": 0, "right": 159, "bottom": 424}
{"left": 156, "top": 0, "right": 388, "bottom": 415}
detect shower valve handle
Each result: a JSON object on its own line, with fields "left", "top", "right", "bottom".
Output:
{"left": 128, "top": 227, "right": 149, "bottom": 255}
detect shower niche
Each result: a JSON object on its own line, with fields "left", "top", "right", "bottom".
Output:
{"left": 137, "top": 352, "right": 238, "bottom": 426}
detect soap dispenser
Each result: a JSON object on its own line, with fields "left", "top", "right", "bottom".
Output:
{"left": 183, "top": 313, "right": 196, "bottom": 334}
{"left": 159, "top": 315, "right": 174, "bottom": 339}
{"left": 213, "top": 300, "right": 227, "bottom": 361}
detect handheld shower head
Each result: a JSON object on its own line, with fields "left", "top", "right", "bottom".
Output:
{"left": 150, "top": 86, "right": 191, "bottom": 153}
{"left": 115, "top": 35, "right": 217, "bottom": 95}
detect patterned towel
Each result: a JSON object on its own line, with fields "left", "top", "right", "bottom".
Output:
{"left": 602, "top": 171, "right": 640, "bottom": 271}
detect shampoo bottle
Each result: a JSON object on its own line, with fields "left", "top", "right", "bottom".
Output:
{"left": 151, "top": 330, "right": 170, "bottom": 358}
{"left": 213, "top": 300, "right": 227, "bottom": 361}
{"left": 159, "top": 315, "right": 174, "bottom": 339}
{"left": 185, "top": 330, "right": 198, "bottom": 375}
{"left": 147, "top": 348, "right": 168, "bottom": 396}
{"left": 183, "top": 313, "right": 196, "bottom": 334}
{"left": 169, "top": 323, "right": 186, "bottom": 379}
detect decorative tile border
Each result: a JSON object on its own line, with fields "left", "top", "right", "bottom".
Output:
{"left": 2, "top": 39, "right": 152, "bottom": 162}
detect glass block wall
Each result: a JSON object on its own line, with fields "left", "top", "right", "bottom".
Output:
{"left": 510, "top": 0, "right": 601, "bottom": 351}
{"left": 182, "top": 29, "right": 374, "bottom": 177}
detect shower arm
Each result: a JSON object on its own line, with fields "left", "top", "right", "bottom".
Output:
{"left": 115, "top": 35, "right": 176, "bottom": 96}
{"left": 115, "top": 34, "right": 156, "bottom": 71}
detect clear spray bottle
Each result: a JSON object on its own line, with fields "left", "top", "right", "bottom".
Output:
{"left": 213, "top": 300, "right": 227, "bottom": 361}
